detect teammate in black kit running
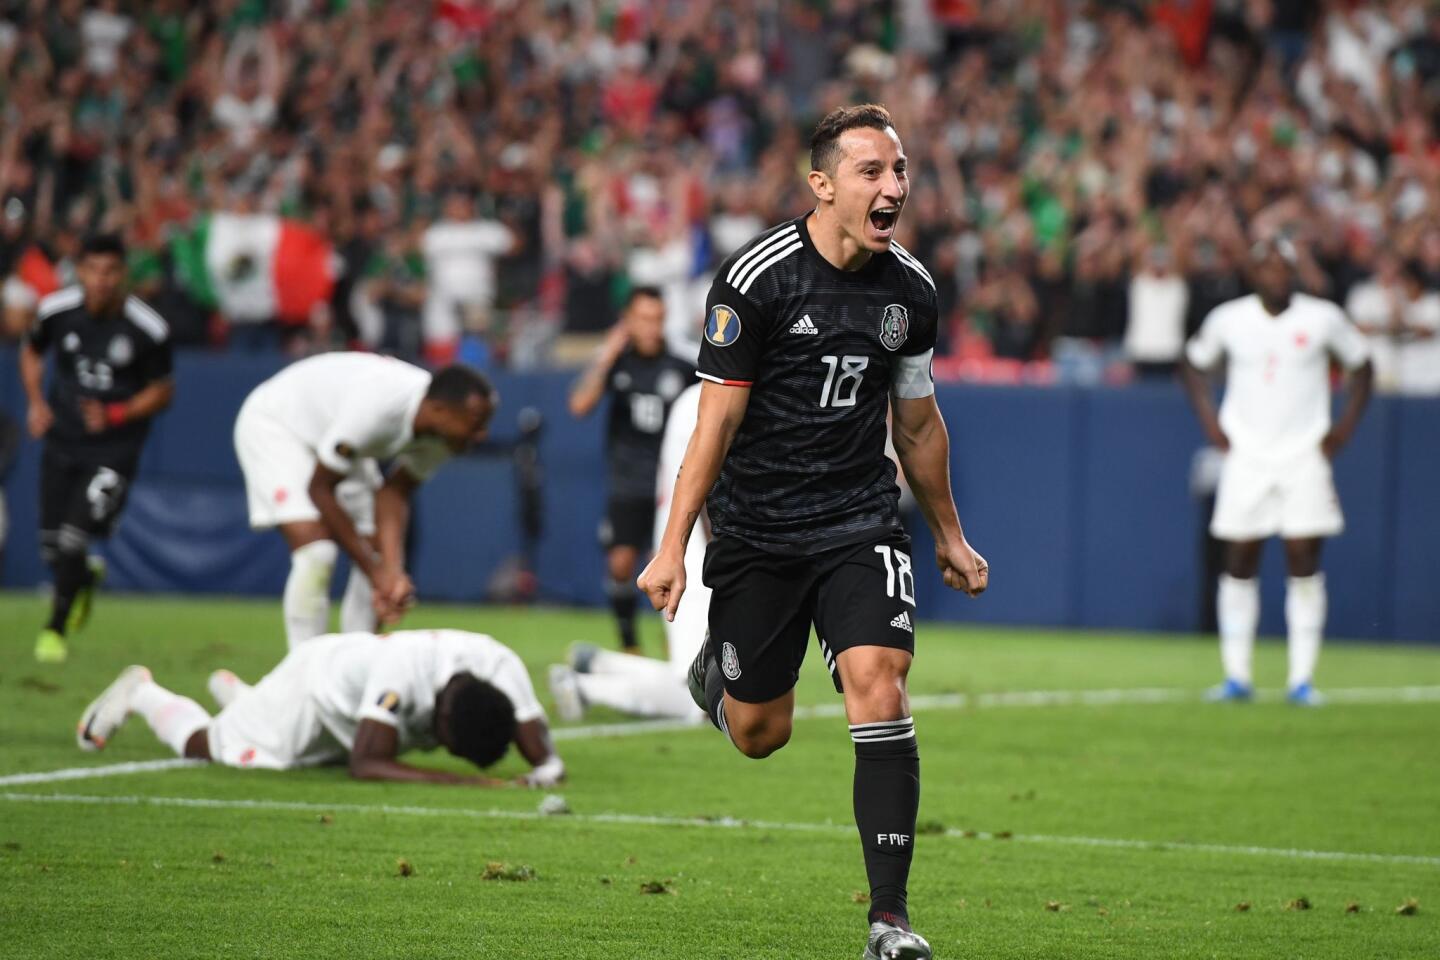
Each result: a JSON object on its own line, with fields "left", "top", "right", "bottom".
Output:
{"left": 20, "top": 234, "right": 174, "bottom": 663}
{"left": 570, "top": 286, "right": 694, "bottom": 651}
{"left": 639, "top": 105, "right": 989, "bottom": 960}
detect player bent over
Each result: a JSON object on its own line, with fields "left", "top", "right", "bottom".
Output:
{"left": 640, "top": 105, "right": 988, "bottom": 960}
{"left": 1181, "top": 237, "right": 1372, "bottom": 706}
{"left": 549, "top": 382, "right": 710, "bottom": 722}
{"left": 234, "top": 354, "right": 494, "bottom": 648}
{"left": 76, "top": 629, "right": 564, "bottom": 787}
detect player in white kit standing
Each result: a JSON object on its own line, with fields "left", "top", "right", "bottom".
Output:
{"left": 234, "top": 353, "right": 495, "bottom": 647}
{"left": 548, "top": 381, "right": 710, "bottom": 722}
{"left": 76, "top": 628, "right": 565, "bottom": 786}
{"left": 1181, "top": 238, "right": 1373, "bottom": 705}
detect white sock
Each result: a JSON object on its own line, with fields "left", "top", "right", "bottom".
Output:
{"left": 574, "top": 671, "right": 697, "bottom": 719}
{"left": 283, "top": 540, "right": 338, "bottom": 648}
{"left": 585, "top": 647, "right": 675, "bottom": 679}
{"left": 338, "top": 567, "right": 376, "bottom": 633}
{"left": 207, "top": 669, "right": 251, "bottom": 709}
{"left": 130, "top": 680, "right": 210, "bottom": 756}
{"left": 1286, "top": 573, "right": 1326, "bottom": 690}
{"left": 1217, "top": 574, "right": 1259, "bottom": 686}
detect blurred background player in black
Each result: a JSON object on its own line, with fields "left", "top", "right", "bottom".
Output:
{"left": 569, "top": 287, "right": 693, "bottom": 652}
{"left": 19, "top": 234, "right": 174, "bottom": 663}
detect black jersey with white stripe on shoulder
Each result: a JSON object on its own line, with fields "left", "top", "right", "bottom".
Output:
{"left": 697, "top": 214, "right": 939, "bottom": 554}
{"left": 27, "top": 287, "right": 173, "bottom": 459}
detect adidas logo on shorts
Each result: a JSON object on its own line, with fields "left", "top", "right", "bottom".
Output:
{"left": 889, "top": 611, "right": 913, "bottom": 633}
{"left": 789, "top": 314, "right": 819, "bottom": 335}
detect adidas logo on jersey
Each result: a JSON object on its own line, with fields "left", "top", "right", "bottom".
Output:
{"left": 789, "top": 315, "right": 819, "bottom": 335}
{"left": 889, "top": 611, "right": 913, "bottom": 633}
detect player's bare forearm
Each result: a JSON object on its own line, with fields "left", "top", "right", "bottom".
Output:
{"left": 118, "top": 378, "right": 175, "bottom": 422}
{"left": 640, "top": 381, "right": 747, "bottom": 619}
{"left": 891, "top": 395, "right": 963, "bottom": 547}
{"left": 349, "top": 721, "right": 506, "bottom": 785}
{"left": 1179, "top": 360, "right": 1227, "bottom": 449}
{"left": 567, "top": 327, "right": 627, "bottom": 417}
{"left": 374, "top": 471, "right": 418, "bottom": 571}
{"left": 655, "top": 381, "right": 748, "bottom": 556}
{"left": 19, "top": 343, "right": 45, "bottom": 405}
{"left": 308, "top": 466, "right": 380, "bottom": 578}
{"left": 1325, "top": 360, "right": 1374, "bottom": 456}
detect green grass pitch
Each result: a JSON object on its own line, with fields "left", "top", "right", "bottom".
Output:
{"left": 1, "top": 593, "right": 1437, "bottom": 959}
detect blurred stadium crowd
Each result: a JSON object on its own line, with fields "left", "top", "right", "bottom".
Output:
{"left": 1, "top": 1, "right": 1438, "bottom": 392}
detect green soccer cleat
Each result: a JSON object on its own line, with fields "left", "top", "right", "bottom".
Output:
{"left": 34, "top": 628, "right": 68, "bottom": 664}
{"left": 65, "top": 556, "right": 107, "bottom": 635}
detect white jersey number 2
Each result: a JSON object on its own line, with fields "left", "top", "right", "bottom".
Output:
{"left": 819, "top": 355, "right": 868, "bottom": 408}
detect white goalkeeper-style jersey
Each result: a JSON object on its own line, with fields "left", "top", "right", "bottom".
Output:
{"left": 1186, "top": 293, "right": 1369, "bottom": 462}
{"left": 240, "top": 352, "right": 452, "bottom": 480}
{"left": 207, "top": 630, "right": 545, "bottom": 769}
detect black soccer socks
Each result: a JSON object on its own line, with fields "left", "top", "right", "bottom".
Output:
{"left": 46, "top": 550, "right": 92, "bottom": 634}
{"left": 851, "top": 717, "right": 920, "bottom": 928}
{"left": 606, "top": 578, "right": 639, "bottom": 650}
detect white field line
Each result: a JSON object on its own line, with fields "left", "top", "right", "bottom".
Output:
{"left": 7, "top": 685, "right": 1440, "bottom": 786}
{"left": 2, "top": 790, "right": 1436, "bottom": 869}
{"left": 553, "top": 684, "right": 1440, "bottom": 741}
{"left": 0, "top": 758, "right": 202, "bottom": 787}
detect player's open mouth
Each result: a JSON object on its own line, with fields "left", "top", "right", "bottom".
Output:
{"left": 869, "top": 206, "right": 899, "bottom": 235}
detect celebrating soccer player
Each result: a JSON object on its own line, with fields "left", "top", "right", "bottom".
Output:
{"left": 233, "top": 353, "right": 494, "bottom": 648}
{"left": 638, "top": 105, "right": 989, "bottom": 960}
{"left": 1181, "top": 236, "right": 1373, "bottom": 706}
{"left": 76, "top": 628, "right": 564, "bottom": 787}
{"left": 20, "top": 234, "right": 175, "bottom": 663}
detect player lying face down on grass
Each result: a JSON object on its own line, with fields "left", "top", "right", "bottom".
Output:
{"left": 638, "top": 104, "right": 988, "bottom": 960}
{"left": 75, "top": 629, "right": 565, "bottom": 787}
{"left": 233, "top": 355, "right": 496, "bottom": 648}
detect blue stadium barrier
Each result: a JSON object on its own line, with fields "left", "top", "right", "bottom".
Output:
{"left": 0, "top": 347, "right": 1435, "bottom": 642}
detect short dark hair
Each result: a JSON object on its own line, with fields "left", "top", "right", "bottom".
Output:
{"left": 810, "top": 104, "right": 896, "bottom": 175}
{"left": 80, "top": 233, "right": 126, "bottom": 260}
{"left": 625, "top": 285, "right": 664, "bottom": 308}
{"left": 444, "top": 674, "right": 517, "bottom": 768}
{"left": 427, "top": 364, "right": 494, "bottom": 407}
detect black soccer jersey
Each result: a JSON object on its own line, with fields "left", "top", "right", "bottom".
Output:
{"left": 605, "top": 348, "right": 695, "bottom": 499}
{"left": 27, "top": 287, "right": 173, "bottom": 462}
{"left": 697, "top": 215, "right": 938, "bottom": 554}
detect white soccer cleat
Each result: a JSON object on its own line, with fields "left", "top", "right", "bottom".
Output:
{"left": 862, "top": 921, "right": 932, "bottom": 960}
{"left": 76, "top": 665, "right": 151, "bottom": 751}
{"left": 206, "top": 669, "right": 249, "bottom": 709}
{"left": 547, "top": 664, "right": 586, "bottom": 722}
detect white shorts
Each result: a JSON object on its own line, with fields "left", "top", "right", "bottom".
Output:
{"left": 1210, "top": 448, "right": 1344, "bottom": 541}
{"left": 207, "top": 647, "right": 343, "bottom": 770}
{"left": 234, "top": 398, "right": 379, "bottom": 533}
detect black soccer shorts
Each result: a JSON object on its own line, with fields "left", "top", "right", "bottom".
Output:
{"left": 39, "top": 442, "right": 138, "bottom": 551}
{"left": 702, "top": 533, "right": 918, "bottom": 704}
{"left": 599, "top": 495, "right": 656, "bottom": 551}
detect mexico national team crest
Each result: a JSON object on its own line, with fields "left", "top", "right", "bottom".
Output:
{"left": 879, "top": 303, "right": 909, "bottom": 352}
{"left": 705, "top": 304, "right": 741, "bottom": 348}
{"left": 108, "top": 334, "right": 133, "bottom": 366}
{"left": 721, "top": 641, "right": 742, "bottom": 680}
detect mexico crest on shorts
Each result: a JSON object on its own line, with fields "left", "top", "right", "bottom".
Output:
{"left": 705, "top": 304, "right": 741, "bottom": 347}
{"left": 879, "top": 303, "right": 909, "bottom": 351}
{"left": 721, "top": 641, "right": 742, "bottom": 680}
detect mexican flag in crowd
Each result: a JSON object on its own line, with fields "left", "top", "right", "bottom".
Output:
{"left": 172, "top": 213, "right": 334, "bottom": 324}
